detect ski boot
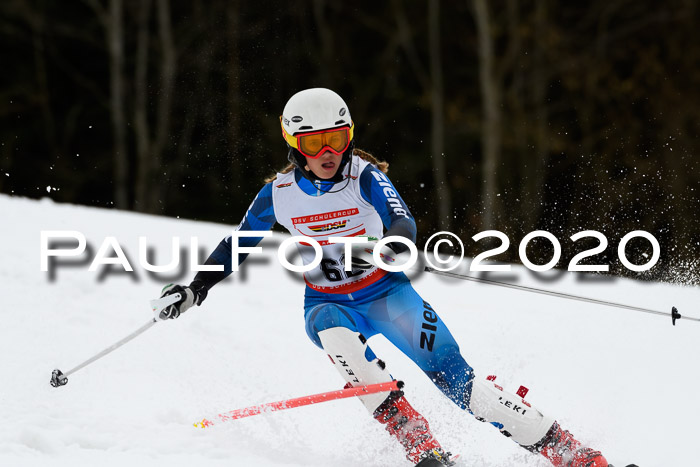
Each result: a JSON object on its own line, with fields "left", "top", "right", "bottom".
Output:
{"left": 527, "top": 421, "right": 608, "bottom": 467}
{"left": 374, "top": 389, "right": 455, "bottom": 465}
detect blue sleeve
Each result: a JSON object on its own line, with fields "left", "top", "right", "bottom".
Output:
{"left": 193, "top": 183, "right": 276, "bottom": 289}
{"left": 359, "top": 164, "right": 417, "bottom": 244}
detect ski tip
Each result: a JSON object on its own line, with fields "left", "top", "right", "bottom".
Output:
{"left": 193, "top": 418, "right": 213, "bottom": 429}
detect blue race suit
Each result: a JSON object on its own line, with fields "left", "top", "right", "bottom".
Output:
{"left": 198, "top": 161, "right": 474, "bottom": 409}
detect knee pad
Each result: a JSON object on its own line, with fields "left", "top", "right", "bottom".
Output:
{"left": 318, "top": 326, "right": 394, "bottom": 413}
{"left": 467, "top": 376, "right": 554, "bottom": 447}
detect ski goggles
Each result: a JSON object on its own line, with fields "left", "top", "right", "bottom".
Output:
{"left": 281, "top": 117, "right": 354, "bottom": 159}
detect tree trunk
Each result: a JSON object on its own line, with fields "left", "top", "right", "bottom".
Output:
{"left": 506, "top": 0, "right": 528, "bottom": 234}
{"left": 472, "top": 0, "right": 501, "bottom": 229}
{"left": 428, "top": 0, "right": 451, "bottom": 230}
{"left": 173, "top": 2, "right": 210, "bottom": 194}
{"left": 108, "top": 0, "right": 128, "bottom": 209}
{"left": 227, "top": 0, "right": 243, "bottom": 190}
{"left": 134, "top": 0, "right": 151, "bottom": 212}
{"left": 31, "top": 12, "right": 58, "bottom": 163}
{"left": 149, "top": 0, "right": 176, "bottom": 213}
{"left": 312, "top": 0, "right": 334, "bottom": 86}
{"left": 526, "top": 0, "right": 549, "bottom": 230}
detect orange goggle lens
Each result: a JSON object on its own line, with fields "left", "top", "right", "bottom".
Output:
{"left": 297, "top": 127, "right": 350, "bottom": 158}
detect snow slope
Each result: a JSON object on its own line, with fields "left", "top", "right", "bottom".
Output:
{"left": 1, "top": 194, "right": 698, "bottom": 467}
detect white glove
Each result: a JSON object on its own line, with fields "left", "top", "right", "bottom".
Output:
{"left": 158, "top": 281, "right": 207, "bottom": 319}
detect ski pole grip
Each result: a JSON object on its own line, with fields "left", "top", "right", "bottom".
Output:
{"left": 150, "top": 292, "right": 183, "bottom": 321}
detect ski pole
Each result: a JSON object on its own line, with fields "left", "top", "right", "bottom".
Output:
{"left": 194, "top": 380, "right": 402, "bottom": 428}
{"left": 424, "top": 267, "right": 698, "bottom": 326}
{"left": 50, "top": 293, "right": 182, "bottom": 387}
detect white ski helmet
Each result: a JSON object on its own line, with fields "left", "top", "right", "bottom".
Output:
{"left": 281, "top": 88, "right": 352, "bottom": 135}
{"left": 280, "top": 88, "right": 355, "bottom": 181}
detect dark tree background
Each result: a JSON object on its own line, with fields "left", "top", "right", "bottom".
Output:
{"left": 1, "top": 0, "right": 699, "bottom": 283}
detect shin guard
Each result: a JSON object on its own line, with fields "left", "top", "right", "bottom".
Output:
{"left": 468, "top": 376, "right": 555, "bottom": 447}
{"left": 318, "top": 326, "right": 394, "bottom": 413}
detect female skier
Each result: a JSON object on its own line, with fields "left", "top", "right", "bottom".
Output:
{"left": 159, "top": 88, "right": 609, "bottom": 466}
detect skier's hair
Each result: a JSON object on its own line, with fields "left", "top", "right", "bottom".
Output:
{"left": 264, "top": 148, "right": 389, "bottom": 183}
